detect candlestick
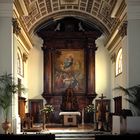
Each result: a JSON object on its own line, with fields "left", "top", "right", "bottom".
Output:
{"left": 82, "top": 108, "right": 84, "bottom": 125}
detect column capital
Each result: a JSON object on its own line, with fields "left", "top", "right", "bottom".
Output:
{"left": 126, "top": 0, "right": 140, "bottom": 20}
{"left": 118, "top": 21, "right": 127, "bottom": 37}
{"left": 0, "top": 1, "right": 13, "bottom": 17}
{"left": 12, "top": 18, "right": 21, "bottom": 35}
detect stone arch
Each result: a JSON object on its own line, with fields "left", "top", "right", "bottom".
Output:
{"left": 30, "top": 11, "right": 110, "bottom": 37}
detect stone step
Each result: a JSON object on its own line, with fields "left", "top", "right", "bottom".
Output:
{"left": 53, "top": 131, "right": 96, "bottom": 140}
{"left": 56, "top": 138, "right": 95, "bottom": 140}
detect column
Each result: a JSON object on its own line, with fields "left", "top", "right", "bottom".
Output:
{"left": 0, "top": 0, "right": 13, "bottom": 74}
{"left": 126, "top": 0, "right": 140, "bottom": 86}
{"left": 12, "top": 18, "right": 21, "bottom": 134}
{"left": 0, "top": 0, "right": 13, "bottom": 134}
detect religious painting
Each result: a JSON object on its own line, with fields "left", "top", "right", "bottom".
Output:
{"left": 53, "top": 49, "right": 85, "bottom": 94}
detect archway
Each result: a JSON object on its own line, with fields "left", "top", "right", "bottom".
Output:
{"left": 36, "top": 17, "right": 101, "bottom": 123}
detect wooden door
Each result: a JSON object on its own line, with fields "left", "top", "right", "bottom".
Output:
{"left": 29, "top": 99, "right": 43, "bottom": 123}
{"left": 113, "top": 96, "right": 122, "bottom": 115}
{"left": 18, "top": 97, "right": 26, "bottom": 120}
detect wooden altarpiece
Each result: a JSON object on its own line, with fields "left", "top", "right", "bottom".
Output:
{"left": 37, "top": 17, "right": 101, "bottom": 123}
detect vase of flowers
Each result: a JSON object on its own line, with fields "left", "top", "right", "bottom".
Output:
{"left": 40, "top": 104, "right": 54, "bottom": 114}
{"left": 85, "top": 104, "right": 95, "bottom": 113}
{"left": 40, "top": 104, "right": 54, "bottom": 129}
{"left": 85, "top": 104, "right": 95, "bottom": 123}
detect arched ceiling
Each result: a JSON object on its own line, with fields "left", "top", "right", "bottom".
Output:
{"left": 14, "top": 0, "right": 126, "bottom": 37}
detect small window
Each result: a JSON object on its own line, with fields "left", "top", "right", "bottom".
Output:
{"left": 116, "top": 48, "right": 122, "bottom": 76}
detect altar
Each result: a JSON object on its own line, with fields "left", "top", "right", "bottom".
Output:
{"left": 59, "top": 112, "right": 81, "bottom": 126}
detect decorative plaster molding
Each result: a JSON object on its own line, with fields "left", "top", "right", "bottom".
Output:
{"left": 111, "top": 0, "right": 123, "bottom": 18}
{"left": 18, "top": 0, "right": 28, "bottom": 16}
{"left": 12, "top": 18, "right": 21, "bottom": 35}
{"left": 111, "top": 53, "right": 116, "bottom": 63}
{"left": 23, "top": 53, "right": 28, "bottom": 62}
{"left": 118, "top": 21, "right": 127, "bottom": 37}
{"left": 60, "top": 0, "right": 79, "bottom": 5}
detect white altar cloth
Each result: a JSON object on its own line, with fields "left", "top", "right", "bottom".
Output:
{"left": 59, "top": 111, "right": 81, "bottom": 116}
{"left": 59, "top": 112, "right": 81, "bottom": 126}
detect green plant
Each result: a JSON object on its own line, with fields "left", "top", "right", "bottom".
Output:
{"left": 114, "top": 85, "right": 140, "bottom": 116}
{"left": 0, "top": 73, "right": 26, "bottom": 122}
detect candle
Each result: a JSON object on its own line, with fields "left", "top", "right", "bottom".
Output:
{"left": 106, "top": 105, "right": 108, "bottom": 111}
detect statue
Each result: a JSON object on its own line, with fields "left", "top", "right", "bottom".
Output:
{"left": 61, "top": 87, "right": 79, "bottom": 111}
{"left": 55, "top": 23, "right": 61, "bottom": 31}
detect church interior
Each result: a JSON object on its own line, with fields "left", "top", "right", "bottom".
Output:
{"left": 0, "top": 0, "right": 140, "bottom": 138}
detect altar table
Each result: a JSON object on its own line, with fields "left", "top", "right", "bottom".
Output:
{"left": 59, "top": 112, "right": 81, "bottom": 126}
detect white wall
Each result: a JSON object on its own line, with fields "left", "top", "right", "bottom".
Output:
{"left": 28, "top": 35, "right": 43, "bottom": 100}
{"left": 95, "top": 35, "right": 111, "bottom": 99}
{"left": 16, "top": 38, "right": 29, "bottom": 113}
{"left": 112, "top": 37, "right": 128, "bottom": 110}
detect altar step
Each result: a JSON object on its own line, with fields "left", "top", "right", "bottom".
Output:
{"left": 54, "top": 131, "right": 100, "bottom": 140}
{"left": 54, "top": 131, "right": 107, "bottom": 140}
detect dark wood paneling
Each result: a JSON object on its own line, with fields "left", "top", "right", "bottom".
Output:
{"left": 37, "top": 17, "right": 101, "bottom": 123}
{"left": 29, "top": 99, "right": 43, "bottom": 123}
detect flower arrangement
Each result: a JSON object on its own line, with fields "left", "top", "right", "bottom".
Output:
{"left": 40, "top": 104, "right": 54, "bottom": 114}
{"left": 85, "top": 104, "right": 95, "bottom": 113}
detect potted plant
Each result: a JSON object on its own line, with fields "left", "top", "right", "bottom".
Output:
{"left": 113, "top": 85, "right": 140, "bottom": 134}
{"left": 114, "top": 85, "right": 140, "bottom": 116}
{"left": 0, "top": 73, "right": 26, "bottom": 134}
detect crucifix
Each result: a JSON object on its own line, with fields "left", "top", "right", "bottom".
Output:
{"left": 98, "top": 93, "right": 106, "bottom": 131}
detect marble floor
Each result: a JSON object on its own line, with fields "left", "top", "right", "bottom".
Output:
{"left": 22, "top": 123, "right": 111, "bottom": 134}
{"left": 20, "top": 123, "right": 140, "bottom": 140}
{"left": 22, "top": 123, "right": 110, "bottom": 140}
{"left": 21, "top": 123, "right": 117, "bottom": 140}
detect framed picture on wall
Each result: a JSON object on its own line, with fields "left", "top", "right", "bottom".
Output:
{"left": 52, "top": 49, "right": 86, "bottom": 94}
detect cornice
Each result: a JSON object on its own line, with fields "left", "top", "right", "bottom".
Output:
{"left": 105, "top": 11, "right": 127, "bottom": 51}
{"left": 13, "top": 5, "right": 33, "bottom": 51}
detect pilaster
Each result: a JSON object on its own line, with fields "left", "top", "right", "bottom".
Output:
{"left": 126, "top": 0, "right": 140, "bottom": 20}
{"left": 126, "top": 0, "right": 140, "bottom": 86}
{"left": 0, "top": 0, "right": 13, "bottom": 17}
